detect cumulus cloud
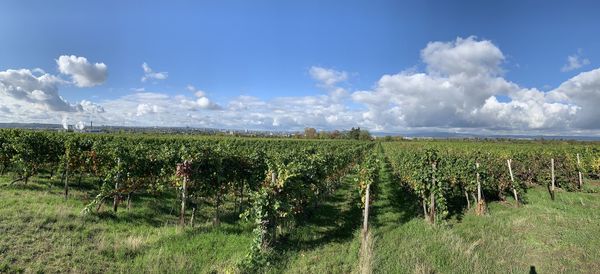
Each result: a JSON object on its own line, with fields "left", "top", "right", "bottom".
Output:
{"left": 77, "top": 100, "right": 105, "bottom": 113}
{"left": 0, "top": 68, "right": 75, "bottom": 112}
{"left": 181, "top": 85, "right": 222, "bottom": 110}
{"left": 57, "top": 55, "right": 108, "bottom": 87}
{"left": 421, "top": 36, "right": 505, "bottom": 76}
{"left": 309, "top": 66, "right": 348, "bottom": 87}
{"left": 549, "top": 68, "right": 600, "bottom": 128}
{"left": 0, "top": 56, "right": 111, "bottom": 126}
{"left": 309, "top": 66, "right": 350, "bottom": 102}
{"left": 136, "top": 103, "right": 162, "bottom": 116}
{"left": 141, "top": 62, "right": 168, "bottom": 82}
{"left": 351, "top": 36, "right": 600, "bottom": 133}
{"left": 561, "top": 50, "right": 590, "bottom": 72}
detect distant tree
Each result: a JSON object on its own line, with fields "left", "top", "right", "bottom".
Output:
{"left": 317, "top": 131, "right": 330, "bottom": 139}
{"left": 304, "top": 127, "right": 317, "bottom": 139}
{"left": 330, "top": 130, "right": 341, "bottom": 139}
{"left": 358, "top": 130, "right": 372, "bottom": 141}
{"left": 348, "top": 127, "right": 361, "bottom": 140}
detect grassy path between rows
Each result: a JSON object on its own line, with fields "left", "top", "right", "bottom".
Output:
{"left": 264, "top": 173, "right": 364, "bottom": 273}
{"left": 369, "top": 150, "right": 600, "bottom": 273}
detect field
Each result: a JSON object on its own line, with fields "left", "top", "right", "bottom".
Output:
{"left": 1, "top": 129, "right": 600, "bottom": 273}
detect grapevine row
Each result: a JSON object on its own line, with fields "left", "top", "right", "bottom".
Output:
{"left": 383, "top": 141, "right": 600, "bottom": 223}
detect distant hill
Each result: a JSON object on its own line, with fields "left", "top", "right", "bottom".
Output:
{"left": 0, "top": 123, "right": 63, "bottom": 129}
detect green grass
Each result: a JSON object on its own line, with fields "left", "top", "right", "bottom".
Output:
{"left": 372, "top": 155, "right": 600, "bottom": 274}
{"left": 0, "top": 171, "right": 366, "bottom": 273}
{"left": 0, "top": 174, "right": 253, "bottom": 273}
{"left": 1, "top": 160, "right": 600, "bottom": 273}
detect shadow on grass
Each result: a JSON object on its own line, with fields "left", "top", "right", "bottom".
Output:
{"left": 2, "top": 182, "right": 49, "bottom": 191}
{"left": 94, "top": 210, "right": 168, "bottom": 227}
{"left": 92, "top": 194, "right": 245, "bottom": 229}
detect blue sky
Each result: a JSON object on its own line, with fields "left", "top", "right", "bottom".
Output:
{"left": 1, "top": 1, "right": 600, "bottom": 134}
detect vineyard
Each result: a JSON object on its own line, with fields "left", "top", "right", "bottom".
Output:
{"left": 0, "top": 129, "right": 599, "bottom": 273}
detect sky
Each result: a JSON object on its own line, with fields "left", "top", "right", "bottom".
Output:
{"left": 1, "top": 0, "right": 600, "bottom": 135}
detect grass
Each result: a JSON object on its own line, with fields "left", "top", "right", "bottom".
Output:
{"left": 1, "top": 158, "right": 599, "bottom": 273}
{"left": 0, "top": 171, "right": 366, "bottom": 273}
{"left": 0, "top": 174, "right": 253, "bottom": 273}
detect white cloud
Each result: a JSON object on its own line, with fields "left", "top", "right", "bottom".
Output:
{"left": 549, "top": 68, "right": 600, "bottom": 128}
{"left": 78, "top": 100, "right": 105, "bottom": 113}
{"left": 421, "top": 36, "right": 504, "bottom": 77}
{"left": 351, "top": 36, "right": 600, "bottom": 133}
{"left": 309, "top": 66, "right": 348, "bottom": 87}
{"left": 0, "top": 57, "right": 110, "bottom": 126}
{"left": 141, "top": 62, "right": 168, "bottom": 82}
{"left": 309, "top": 66, "right": 350, "bottom": 102}
{"left": 136, "top": 103, "right": 161, "bottom": 116}
{"left": 0, "top": 68, "right": 75, "bottom": 112}
{"left": 57, "top": 55, "right": 107, "bottom": 87}
{"left": 87, "top": 89, "right": 360, "bottom": 130}
{"left": 561, "top": 50, "right": 590, "bottom": 72}
{"left": 182, "top": 85, "right": 222, "bottom": 110}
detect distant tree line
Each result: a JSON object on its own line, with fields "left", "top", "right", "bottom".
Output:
{"left": 301, "top": 127, "right": 372, "bottom": 141}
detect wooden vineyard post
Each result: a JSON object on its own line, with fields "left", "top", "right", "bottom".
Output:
{"left": 465, "top": 191, "right": 471, "bottom": 209}
{"left": 180, "top": 173, "right": 187, "bottom": 226}
{"left": 359, "top": 182, "right": 373, "bottom": 274}
{"left": 190, "top": 207, "right": 196, "bottom": 227}
{"left": 176, "top": 160, "right": 191, "bottom": 226}
{"left": 127, "top": 192, "right": 132, "bottom": 211}
{"left": 476, "top": 163, "right": 481, "bottom": 202}
{"left": 270, "top": 171, "right": 277, "bottom": 244}
{"left": 362, "top": 183, "right": 371, "bottom": 233}
{"left": 113, "top": 181, "right": 119, "bottom": 212}
{"left": 550, "top": 158, "right": 556, "bottom": 201}
{"left": 577, "top": 153, "right": 583, "bottom": 189}
{"left": 213, "top": 180, "right": 222, "bottom": 227}
{"left": 429, "top": 191, "right": 435, "bottom": 223}
{"left": 64, "top": 164, "right": 69, "bottom": 200}
{"left": 507, "top": 159, "right": 519, "bottom": 205}
{"left": 475, "top": 162, "right": 485, "bottom": 216}
{"left": 113, "top": 158, "right": 120, "bottom": 213}
{"left": 429, "top": 162, "right": 436, "bottom": 224}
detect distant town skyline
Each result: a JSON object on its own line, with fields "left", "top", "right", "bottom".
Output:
{"left": 1, "top": 0, "right": 600, "bottom": 135}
